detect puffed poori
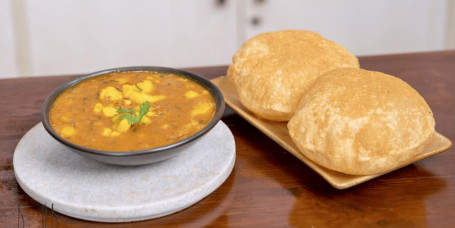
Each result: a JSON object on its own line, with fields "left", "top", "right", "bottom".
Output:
{"left": 287, "top": 68, "right": 435, "bottom": 175}
{"left": 227, "top": 30, "right": 359, "bottom": 121}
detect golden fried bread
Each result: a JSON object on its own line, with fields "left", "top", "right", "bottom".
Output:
{"left": 227, "top": 30, "right": 359, "bottom": 121}
{"left": 287, "top": 68, "right": 435, "bottom": 175}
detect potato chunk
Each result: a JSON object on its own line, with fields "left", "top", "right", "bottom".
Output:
{"left": 184, "top": 90, "right": 199, "bottom": 98}
{"left": 136, "top": 80, "right": 154, "bottom": 93}
{"left": 122, "top": 84, "right": 138, "bottom": 94}
{"left": 93, "top": 103, "right": 103, "bottom": 113}
{"left": 102, "top": 127, "right": 121, "bottom": 137}
{"left": 123, "top": 82, "right": 165, "bottom": 104}
{"left": 99, "top": 86, "right": 122, "bottom": 101}
{"left": 192, "top": 102, "right": 214, "bottom": 116}
{"left": 102, "top": 106, "right": 117, "bottom": 117}
{"left": 102, "top": 128, "right": 112, "bottom": 136}
{"left": 116, "top": 119, "right": 131, "bottom": 133}
{"left": 61, "top": 126, "right": 75, "bottom": 138}
{"left": 125, "top": 90, "right": 165, "bottom": 104}
{"left": 141, "top": 116, "right": 151, "bottom": 124}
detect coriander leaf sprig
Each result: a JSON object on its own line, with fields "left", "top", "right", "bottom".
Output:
{"left": 117, "top": 101, "right": 150, "bottom": 125}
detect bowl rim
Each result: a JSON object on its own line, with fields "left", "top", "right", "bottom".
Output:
{"left": 41, "top": 66, "right": 225, "bottom": 157}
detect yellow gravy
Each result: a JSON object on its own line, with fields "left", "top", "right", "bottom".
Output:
{"left": 50, "top": 71, "right": 215, "bottom": 151}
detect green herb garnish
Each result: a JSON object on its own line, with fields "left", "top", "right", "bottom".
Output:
{"left": 117, "top": 101, "right": 150, "bottom": 125}
{"left": 135, "top": 83, "right": 143, "bottom": 92}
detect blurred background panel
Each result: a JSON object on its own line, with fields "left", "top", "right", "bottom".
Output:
{"left": 0, "top": 0, "right": 454, "bottom": 78}
{"left": 0, "top": 0, "right": 18, "bottom": 78}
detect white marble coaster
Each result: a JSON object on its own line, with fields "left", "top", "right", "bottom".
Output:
{"left": 13, "top": 121, "right": 235, "bottom": 222}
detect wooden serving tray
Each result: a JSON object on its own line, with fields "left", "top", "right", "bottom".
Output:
{"left": 212, "top": 76, "right": 452, "bottom": 189}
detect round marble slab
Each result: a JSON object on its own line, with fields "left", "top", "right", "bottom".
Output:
{"left": 13, "top": 121, "right": 235, "bottom": 222}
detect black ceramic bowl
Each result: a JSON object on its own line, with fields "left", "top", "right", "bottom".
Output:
{"left": 42, "top": 66, "right": 225, "bottom": 166}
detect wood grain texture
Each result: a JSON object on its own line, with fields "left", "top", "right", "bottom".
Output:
{"left": 1, "top": 53, "right": 455, "bottom": 227}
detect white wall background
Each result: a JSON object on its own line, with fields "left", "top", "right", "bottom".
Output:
{"left": 0, "top": 0, "right": 454, "bottom": 78}
{"left": 0, "top": 0, "right": 18, "bottom": 77}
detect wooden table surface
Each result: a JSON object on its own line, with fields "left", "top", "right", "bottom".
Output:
{"left": 1, "top": 51, "right": 454, "bottom": 227}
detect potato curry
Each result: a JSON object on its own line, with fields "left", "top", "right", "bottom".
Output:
{"left": 50, "top": 71, "right": 215, "bottom": 151}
